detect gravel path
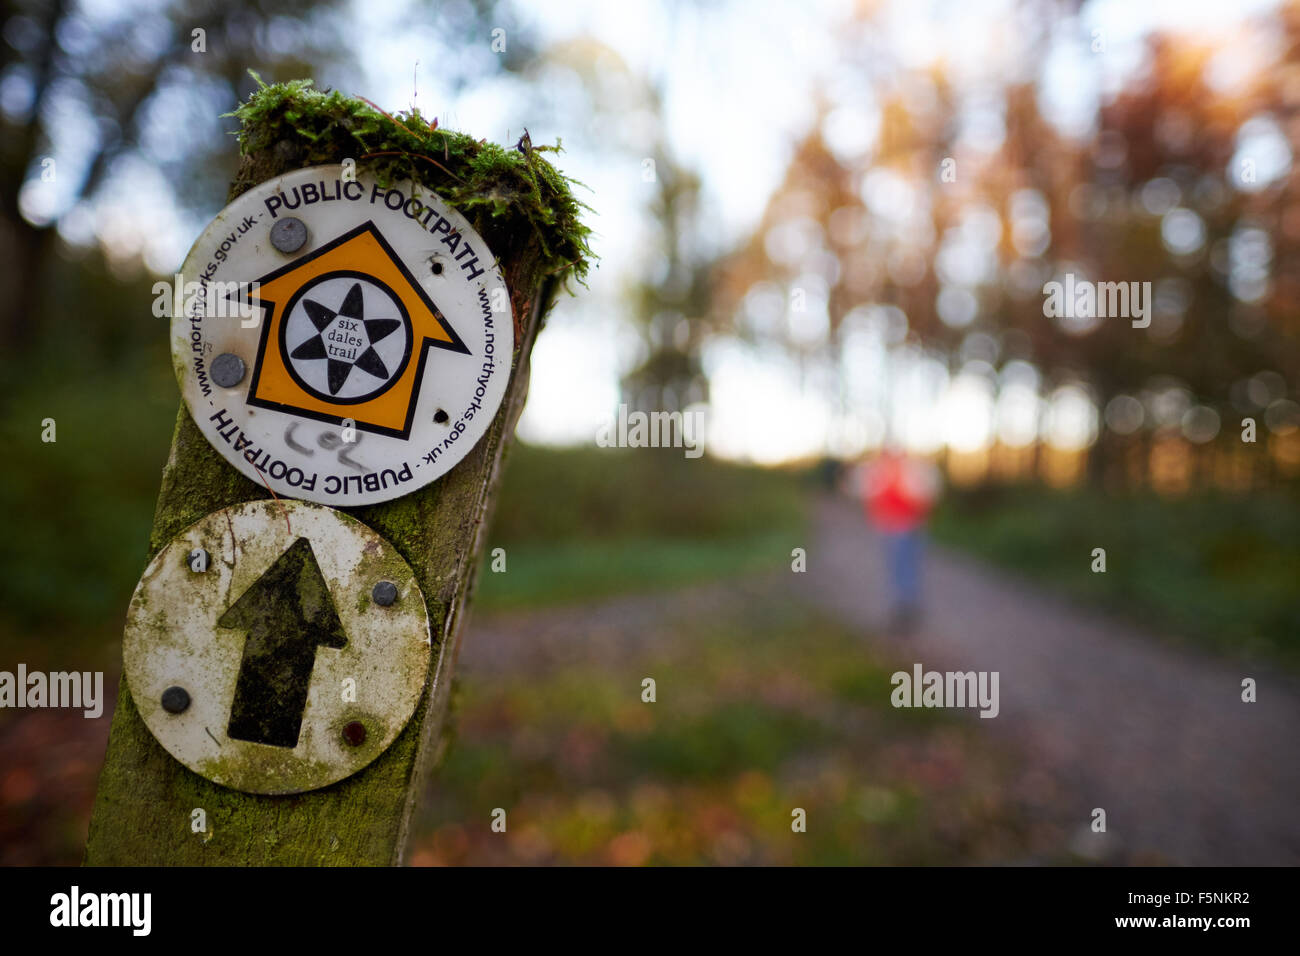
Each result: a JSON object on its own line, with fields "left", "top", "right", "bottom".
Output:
{"left": 796, "top": 495, "right": 1300, "bottom": 866}
{"left": 11, "top": 492, "right": 1286, "bottom": 865}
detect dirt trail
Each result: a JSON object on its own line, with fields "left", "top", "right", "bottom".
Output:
{"left": 7, "top": 494, "right": 1296, "bottom": 865}
{"left": 796, "top": 495, "right": 1300, "bottom": 865}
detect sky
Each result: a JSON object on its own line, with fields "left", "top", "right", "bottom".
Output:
{"left": 356, "top": 0, "right": 858, "bottom": 457}
{"left": 40, "top": 0, "right": 1286, "bottom": 464}
{"left": 429, "top": 0, "right": 1279, "bottom": 462}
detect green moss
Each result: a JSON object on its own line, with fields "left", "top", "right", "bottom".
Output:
{"left": 227, "top": 75, "right": 594, "bottom": 294}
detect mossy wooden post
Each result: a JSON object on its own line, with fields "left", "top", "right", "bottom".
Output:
{"left": 84, "top": 81, "right": 590, "bottom": 866}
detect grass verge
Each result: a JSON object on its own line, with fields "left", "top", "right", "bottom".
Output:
{"left": 930, "top": 484, "right": 1300, "bottom": 669}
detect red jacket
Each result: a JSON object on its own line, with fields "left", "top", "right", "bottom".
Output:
{"left": 861, "top": 454, "right": 939, "bottom": 533}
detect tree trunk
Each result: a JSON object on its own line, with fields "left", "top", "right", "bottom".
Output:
{"left": 84, "top": 94, "right": 570, "bottom": 866}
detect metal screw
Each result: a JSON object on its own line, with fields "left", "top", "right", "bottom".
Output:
{"left": 342, "top": 721, "right": 367, "bottom": 746}
{"left": 270, "top": 216, "right": 308, "bottom": 253}
{"left": 211, "top": 353, "right": 246, "bottom": 388}
{"left": 372, "top": 581, "right": 398, "bottom": 606}
{"left": 161, "top": 686, "right": 191, "bottom": 714}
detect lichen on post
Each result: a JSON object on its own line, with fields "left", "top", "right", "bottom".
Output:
{"left": 83, "top": 78, "right": 591, "bottom": 866}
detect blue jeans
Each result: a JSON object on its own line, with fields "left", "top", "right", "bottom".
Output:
{"left": 882, "top": 529, "right": 924, "bottom": 611}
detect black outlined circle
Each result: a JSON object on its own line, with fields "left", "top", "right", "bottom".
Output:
{"left": 277, "top": 269, "right": 414, "bottom": 405}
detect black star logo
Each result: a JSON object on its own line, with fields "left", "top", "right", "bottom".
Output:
{"left": 288, "top": 282, "right": 402, "bottom": 395}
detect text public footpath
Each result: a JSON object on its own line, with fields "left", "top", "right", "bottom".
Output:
{"left": 263, "top": 178, "right": 487, "bottom": 281}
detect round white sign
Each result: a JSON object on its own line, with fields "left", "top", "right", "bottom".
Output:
{"left": 171, "top": 164, "right": 514, "bottom": 506}
{"left": 123, "top": 499, "right": 432, "bottom": 795}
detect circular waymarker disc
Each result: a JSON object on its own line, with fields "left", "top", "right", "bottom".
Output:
{"left": 123, "top": 499, "right": 432, "bottom": 795}
{"left": 171, "top": 164, "right": 513, "bottom": 507}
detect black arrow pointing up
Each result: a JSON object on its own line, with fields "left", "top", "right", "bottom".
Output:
{"left": 220, "top": 537, "right": 347, "bottom": 748}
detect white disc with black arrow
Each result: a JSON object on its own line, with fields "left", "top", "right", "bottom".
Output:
{"left": 122, "top": 499, "right": 431, "bottom": 794}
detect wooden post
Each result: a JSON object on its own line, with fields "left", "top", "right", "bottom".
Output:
{"left": 84, "top": 81, "right": 588, "bottom": 865}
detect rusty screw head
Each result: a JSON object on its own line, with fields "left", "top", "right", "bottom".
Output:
{"left": 341, "top": 721, "right": 367, "bottom": 746}
{"left": 270, "top": 216, "right": 308, "bottom": 253}
{"left": 161, "top": 686, "right": 191, "bottom": 714}
{"left": 211, "top": 353, "right": 246, "bottom": 388}
{"left": 372, "top": 581, "right": 398, "bottom": 606}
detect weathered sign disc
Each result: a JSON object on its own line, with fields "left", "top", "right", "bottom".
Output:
{"left": 171, "top": 164, "right": 513, "bottom": 506}
{"left": 123, "top": 499, "right": 432, "bottom": 794}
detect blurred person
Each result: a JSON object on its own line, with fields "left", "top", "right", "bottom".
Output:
{"left": 861, "top": 446, "right": 941, "bottom": 634}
